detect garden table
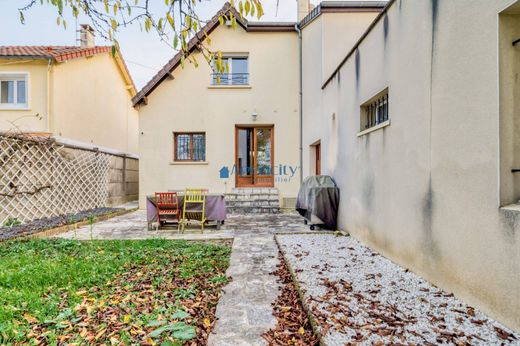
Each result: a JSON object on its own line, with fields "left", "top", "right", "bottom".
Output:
{"left": 146, "top": 193, "right": 226, "bottom": 230}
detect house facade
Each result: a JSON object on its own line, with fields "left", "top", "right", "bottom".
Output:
{"left": 302, "top": 0, "right": 520, "bottom": 332}
{"left": 134, "top": 5, "right": 301, "bottom": 208}
{"left": 0, "top": 26, "right": 138, "bottom": 155}
{"left": 134, "top": 2, "right": 383, "bottom": 210}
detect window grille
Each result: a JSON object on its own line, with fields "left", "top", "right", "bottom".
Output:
{"left": 362, "top": 91, "right": 389, "bottom": 130}
{"left": 174, "top": 133, "right": 206, "bottom": 161}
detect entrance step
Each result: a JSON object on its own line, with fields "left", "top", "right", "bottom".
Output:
{"left": 225, "top": 188, "right": 280, "bottom": 214}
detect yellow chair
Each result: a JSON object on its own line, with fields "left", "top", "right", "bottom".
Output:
{"left": 180, "top": 188, "right": 207, "bottom": 233}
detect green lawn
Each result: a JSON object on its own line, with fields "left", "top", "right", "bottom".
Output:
{"left": 0, "top": 239, "right": 231, "bottom": 345}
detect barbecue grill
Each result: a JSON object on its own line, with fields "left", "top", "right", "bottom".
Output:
{"left": 296, "top": 175, "right": 339, "bottom": 230}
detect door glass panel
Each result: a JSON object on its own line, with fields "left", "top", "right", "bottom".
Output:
{"left": 231, "top": 58, "right": 248, "bottom": 85}
{"left": 256, "top": 128, "right": 272, "bottom": 175}
{"left": 237, "top": 128, "right": 253, "bottom": 176}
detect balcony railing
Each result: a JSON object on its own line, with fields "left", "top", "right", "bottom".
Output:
{"left": 211, "top": 73, "right": 249, "bottom": 86}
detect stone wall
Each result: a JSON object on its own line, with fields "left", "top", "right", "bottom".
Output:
{"left": 107, "top": 155, "right": 139, "bottom": 206}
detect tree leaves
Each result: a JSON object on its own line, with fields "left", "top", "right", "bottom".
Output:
{"left": 17, "top": 0, "right": 265, "bottom": 72}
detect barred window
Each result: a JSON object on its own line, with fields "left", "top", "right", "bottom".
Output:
{"left": 361, "top": 89, "right": 389, "bottom": 131}
{"left": 174, "top": 133, "right": 206, "bottom": 161}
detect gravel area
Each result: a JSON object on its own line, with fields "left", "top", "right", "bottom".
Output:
{"left": 0, "top": 207, "right": 123, "bottom": 240}
{"left": 277, "top": 234, "right": 520, "bottom": 345}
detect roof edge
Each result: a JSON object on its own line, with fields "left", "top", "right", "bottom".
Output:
{"left": 132, "top": 3, "right": 296, "bottom": 106}
{"left": 299, "top": 1, "right": 387, "bottom": 29}
{"left": 321, "top": 0, "right": 396, "bottom": 90}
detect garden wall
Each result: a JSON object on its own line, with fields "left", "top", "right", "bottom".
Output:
{"left": 0, "top": 134, "right": 138, "bottom": 225}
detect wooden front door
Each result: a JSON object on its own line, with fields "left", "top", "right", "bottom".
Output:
{"left": 315, "top": 142, "right": 321, "bottom": 175}
{"left": 235, "top": 125, "right": 274, "bottom": 187}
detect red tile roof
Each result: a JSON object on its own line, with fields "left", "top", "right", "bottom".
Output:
{"left": 0, "top": 46, "right": 112, "bottom": 63}
{"left": 0, "top": 45, "right": 137, "bottom": 95}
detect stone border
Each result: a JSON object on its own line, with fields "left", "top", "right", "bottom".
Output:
{"left": 274, "top": 232, "right": 351, "bottom": 346}
{"left": 4, "top": 208, "right": 139, "bottom": 242}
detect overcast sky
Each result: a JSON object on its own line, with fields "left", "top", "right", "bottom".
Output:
{"left": 0, "top": 0, "right": 377, "bottom": 89}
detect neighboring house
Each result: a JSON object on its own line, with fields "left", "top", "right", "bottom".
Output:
{"left": 0, "top": 25, "right": 138, "bottom": 155}
{"left": 134, "top": 1, "right": 383, "bottom": 210}
{"left": 302, "top": 0, "right": 520, "bottom": 333}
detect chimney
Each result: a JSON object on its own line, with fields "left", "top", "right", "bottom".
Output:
{"left": 80, "top": 24, "right": 95, "bottom": 48}
{"left": 297, "top": 0, "right": 311, "bottom": 21}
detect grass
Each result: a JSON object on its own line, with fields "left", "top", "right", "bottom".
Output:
{"left": 0, "top": 239, "right": 231, "bottom": 344}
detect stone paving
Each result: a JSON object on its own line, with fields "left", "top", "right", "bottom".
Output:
{"left": 52, "top": 208, "right": 314, "bottom": 345}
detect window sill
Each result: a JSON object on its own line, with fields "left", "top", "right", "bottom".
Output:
{"left": 0, "top": 106, "right": 30, "bottom": 111}
{"left": 170, "top": 161, "right": 209, "bottom": 166}
{"left": 207, "top": 85, "right": 251, "bottom": 89}
{"left": 499, "top": 204, "right": 520, "bottom": 212}
{"left": 357, "top": 120, "right": 391, "bottom": 137}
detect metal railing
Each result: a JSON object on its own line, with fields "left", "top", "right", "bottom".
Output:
{"left": 211, "top": 73, "right": 249, "bottom": 86}
{"left": 364, "top": 93, "right": 389, "bottom": 129}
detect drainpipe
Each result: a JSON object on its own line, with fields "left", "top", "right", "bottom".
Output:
{"left": 46, "top": 58, "right": 52, "bottom": 133}
{"left": 295, "top": 23, "right": 303, "bottom": 184}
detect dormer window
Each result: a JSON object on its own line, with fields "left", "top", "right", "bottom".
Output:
{"left": 0, "top": 73, "right": 28, "bottom": 109}
{"left": 211, "top": 55, "right": 249, "bottom": 86}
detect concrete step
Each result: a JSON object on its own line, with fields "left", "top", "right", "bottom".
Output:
{"left": 226, "top": 206, "right": 280, "bottom": 214}
{"left": 225, "top": 188, "right": 280, "bottom": 214}
{"left": 226, "top": 199, "right": 280, "bottom": 207}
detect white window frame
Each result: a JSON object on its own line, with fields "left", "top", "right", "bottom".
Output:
{"left": 358, "top": 88, "right": 390, "bottom": 135}
{"left": 211, "top": 54, "right": 249, "bottom": 85}
{"left": 0, "top": 72, "right": 30, "bottom": 110}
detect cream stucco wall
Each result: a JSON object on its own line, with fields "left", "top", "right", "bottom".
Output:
{"left": 0, "top": 54, "right": 138, "bottom": 154}
{"left": 52, "top": 53, "right": 138, "bottom": 154}
{"left": 304, "top": 0, "right": 520, "bottom": 332}
{"left": 138, "top": 25, "right": 299, "bottom": 208}
{"left": 301, "top": 10, "right": 379, "bottom": 178}
{"left": 0, "top": 60, "right": 49, "bottom": 133}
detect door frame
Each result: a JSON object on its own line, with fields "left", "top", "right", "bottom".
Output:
{"left": 234, "top": 124, "right": 275, "bottom": 187}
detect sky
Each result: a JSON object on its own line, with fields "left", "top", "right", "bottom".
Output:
{"left": 0, "top": 0, "right": 300, "bottom": 88}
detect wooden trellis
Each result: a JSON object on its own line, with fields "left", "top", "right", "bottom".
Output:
{"left": 0, "top": 134, "right": 111, "bottom": 225}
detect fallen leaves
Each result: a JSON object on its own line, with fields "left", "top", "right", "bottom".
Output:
{"left": 17, "top": 246, "right": 230, "bottom": 345}
{"left": 262, "top": 253, "right": 319, "bottom": 346}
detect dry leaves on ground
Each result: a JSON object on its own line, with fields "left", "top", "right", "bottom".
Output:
{"left": 262, "top": 253, "right": 319, "bottom": 346}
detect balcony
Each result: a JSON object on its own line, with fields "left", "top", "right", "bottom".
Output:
{"left": 211, "top": 73, "right": 249, "bottom": 86}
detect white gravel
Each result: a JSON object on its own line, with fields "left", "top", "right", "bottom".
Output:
{"left": 277, "top": 234, "right": 520, "bottom": 346}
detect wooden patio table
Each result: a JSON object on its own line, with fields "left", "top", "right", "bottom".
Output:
{"left": 146, "top": 193, "right": 227, "bottom": 230}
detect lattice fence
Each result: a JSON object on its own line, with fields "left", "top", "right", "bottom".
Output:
{"left": 0, "top": 134, "right": 111, "bottom": 225}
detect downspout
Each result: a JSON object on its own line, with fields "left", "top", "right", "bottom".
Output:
{"left": 295, "top": 23, "right": 303, "bottom": 184}
{"left": 46, "top": 58, "right": 52, "bottom": 133}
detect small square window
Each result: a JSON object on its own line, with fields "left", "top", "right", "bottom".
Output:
{"left": 0, "top": 73, "right": 28, "bottom": 109}
{"left": 174, "top": 132, "right": 206, "bottom": 161}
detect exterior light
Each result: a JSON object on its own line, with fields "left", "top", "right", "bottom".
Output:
{"left": 252, "top": 112, "right": 258, "bottom": 121}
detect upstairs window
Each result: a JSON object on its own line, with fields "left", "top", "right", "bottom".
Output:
{"left": 0, "top": 73, "right": 28, "bottom": 109}
{"left": 212, "top": 55, "right": 249, "bottom": 85}
{"left": 361, "top": 89, "right": 389, "bottom": 131}
{"left": 174, "top": 132, "right": 206, "bottom": 162}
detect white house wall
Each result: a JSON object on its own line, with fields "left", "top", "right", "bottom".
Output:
{"left": 305, "top": 0, "right": 520, "bottom": 332}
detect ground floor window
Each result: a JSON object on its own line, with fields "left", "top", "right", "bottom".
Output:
{"left": 360, "top": 88, "right": 389, "bottom": 130}
{"left": 173, "top": 132, "right": 206, "bottom": 161}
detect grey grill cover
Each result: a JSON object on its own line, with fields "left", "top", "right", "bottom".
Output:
{"left": 296, "top": 175, "right": 339, "bottom": 229}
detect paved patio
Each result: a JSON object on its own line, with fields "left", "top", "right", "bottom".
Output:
{"left": 52, "top": 209, "right": 314, "bottom": 345}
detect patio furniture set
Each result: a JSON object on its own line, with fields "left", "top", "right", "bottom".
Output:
{"left": 146, "top": 189, "right": 227, "bottom": 231}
